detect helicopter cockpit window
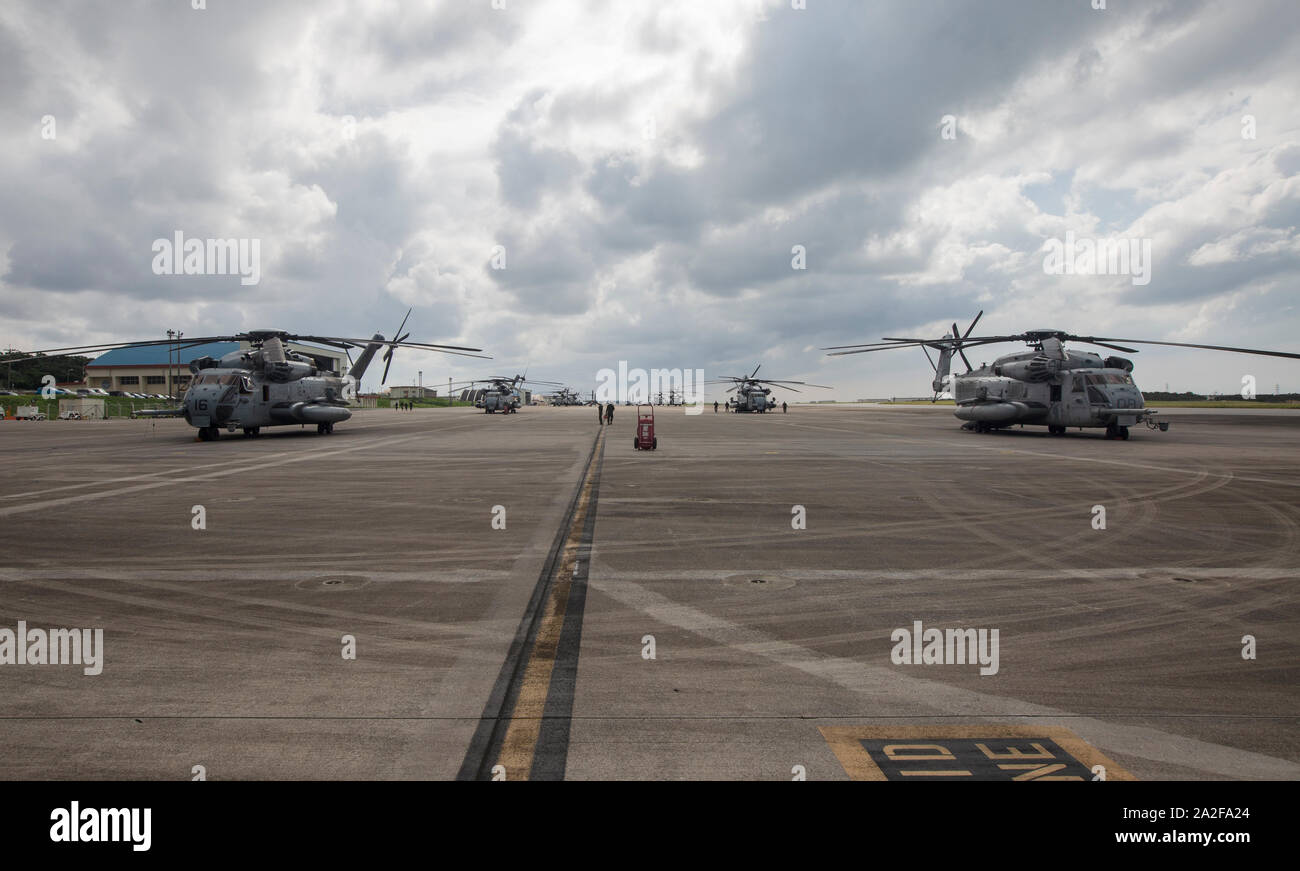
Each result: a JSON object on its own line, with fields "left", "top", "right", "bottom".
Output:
{"left": 1086, "top": 373, "right": 1133, "bottom": 386}
{"left": 239, "top": 376, "right": 254, "bottom": 393}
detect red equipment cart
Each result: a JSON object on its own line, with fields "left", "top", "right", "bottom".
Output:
{"left": 634, "top": 404, "right": 657, "bottom": 450}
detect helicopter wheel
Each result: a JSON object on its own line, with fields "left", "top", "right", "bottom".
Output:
{"left": 1119, "top": 426, "right": 1130, "bottom": 441}
{"left": 1048, "top": 425, "right": 1065, "bottom": 436}
{"left": 198, "top": 425, "right": 219, "bottom": 441}
{"left": 242, "top": 427, "right": 260, "bottom": 437}
{"left": 317, "top": 423, "right": 334, "bottom": 435}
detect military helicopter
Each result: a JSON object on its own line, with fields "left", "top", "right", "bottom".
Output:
{"left": 549, "top": 386, "right": 583, "bottom": 406}
{"left": 709, "top": 365, "right": 830, "bottom": 413}
{"left": 1, "top": 311, "right": 488, "bottom": 441}
{"left": 455, "top": 373, "right": 563, "bottom": 413}
{"left": 824, "top": 311, "right": 1300, "bottom": 439}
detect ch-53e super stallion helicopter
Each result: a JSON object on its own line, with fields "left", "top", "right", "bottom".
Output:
{"left": 454, "top": 373, "right": 563, "bottom": 413}
{"left": 549, "top": 386, "right": 583, "bottom": 406}
{"left": 1, "top": 311, "right": 487, "bottom": 441}
{"left": 825, "top": 311, "right": 1300, "bottom": 439}
{"left": 709, "top": 365, "right": 830, "bottom": 413}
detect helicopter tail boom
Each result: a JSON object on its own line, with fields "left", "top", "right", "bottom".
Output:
{"left": 345, "top": 333, "right": 385, "bottom": 386}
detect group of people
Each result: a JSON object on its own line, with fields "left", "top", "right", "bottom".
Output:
{"left": 394, "top": 400, "right": 416, "bottom": 411}
{"left": 596, "top": 402, "right": 615, "bottom": 425}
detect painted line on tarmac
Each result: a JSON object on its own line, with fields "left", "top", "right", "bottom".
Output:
{"left": 457, "top": 426, "right": 606, "bottom": 781}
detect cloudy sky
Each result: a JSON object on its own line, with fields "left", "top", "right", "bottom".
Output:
{"left": 2, "top": 0, "right": 1298, "bottom": 398}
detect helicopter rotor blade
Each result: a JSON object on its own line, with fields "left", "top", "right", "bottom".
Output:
{"left": 0, "top": 336, "right": 239, "bottom": 364}
{"left": 286, "top": 335, "right": 486, "bottom": 354}
{"left": 962, "top": 310, "right": 984, "bottom": 340}
{"left": 1076, "top": 340, "right": 1140, "bottom": 353}
{"left": 393, "top": 308, "right": 412, "bottom": 343}
{"left": 1070, "top": 337, "right": 1300, "bottom": 360}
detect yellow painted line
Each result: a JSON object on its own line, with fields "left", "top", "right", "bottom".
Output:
{"left": 820, "top": 725, "right": 1137, "bottom": 781}
{"left": 493, "top": 428, "right": 604, "bottom": 780}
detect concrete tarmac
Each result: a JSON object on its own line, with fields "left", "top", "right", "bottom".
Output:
{"left": 0, "top": 405, "right": 1296, "bottom": 779}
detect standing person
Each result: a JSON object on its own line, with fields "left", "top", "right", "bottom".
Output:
{"left": 605, "top": 402, "right": 614, "bottom": 425}
{"left": 596, "top": 401, "right": 604, "bottom": 425}
{"left": 782, "top": 401, "right": 788, "bottom": 413}
{"left": 713, "top": 400, "right": 719, "bottom": 413}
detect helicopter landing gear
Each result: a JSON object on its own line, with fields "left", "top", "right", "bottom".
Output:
{"left": 198, "top": 425, "right": 219, "bottom": 441}
{"left": 242, "top": 427, "right": 260, "bottom": 437}
{"left": 316, "top": 422, "right": 334, "bottom": 435}
{"left": 1105, "top": 423, "right": 1130, "bottom": 440}
{"left": 1048, "top": 425, "right": 1066, "bottom": 436}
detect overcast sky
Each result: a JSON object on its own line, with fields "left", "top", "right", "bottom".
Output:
{"left": 2, "top": 0, "right": 1298, "bottom": 398}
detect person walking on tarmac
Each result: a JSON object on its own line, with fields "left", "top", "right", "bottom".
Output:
{"left": 596, "top": 401, "right": 604, "bottom": 425}
{"left": 714, "top": 400, "right": 719, "bottom": 413}
{"left": 782, "top": 401, "right": 788, "bottom": 413}
{"left": 605, "top": 402, "right": 614, "bottom": 425}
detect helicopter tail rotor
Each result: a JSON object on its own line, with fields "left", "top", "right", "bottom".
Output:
{"left": 380, "top": 308, "right": 413, "bottom": 385}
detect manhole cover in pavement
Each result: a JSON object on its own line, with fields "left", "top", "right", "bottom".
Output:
{"left": 722, "top": 574, "right": 796, "bottom": 591}
{"left": 294, "top": 575, "right": 371, "bottom": 591}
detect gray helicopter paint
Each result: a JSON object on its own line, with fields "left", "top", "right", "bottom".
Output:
{"left": 0, "top": 308, "right": 489, "bottom": 442}
{"left": 183, "top": 334, "right": 377, "bottom": 436}
{"left": 711, "top": 366, "right": 830, "bottom": 414}
{"left": 826, "top": 312, "right": 1300, "bottom": 439}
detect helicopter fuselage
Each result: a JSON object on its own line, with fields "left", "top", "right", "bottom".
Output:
{"left": 182, "top": 347, "right": 354, "bottom": 438}
{"left": 952, "top": 348, "right": 1158, "bottom": 437}
{"left": 476, "top": 385, "right": 521, "bottom": 413}
{"left": 732, "top": 385, "right": 772, "bottom": 413}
